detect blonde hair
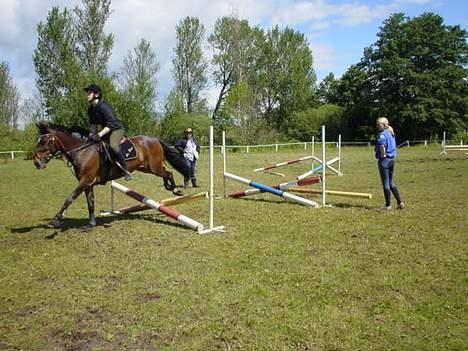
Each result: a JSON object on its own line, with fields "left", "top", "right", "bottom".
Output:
{"left": 377, "top": 117, "right": 394, "bottom": 135}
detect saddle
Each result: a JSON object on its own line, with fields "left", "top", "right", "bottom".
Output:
{"left": 97, "top": 138, "right": 137, "bottom": 184}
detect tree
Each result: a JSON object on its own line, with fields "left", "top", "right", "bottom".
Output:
{"left": 0, "top": 62, "right": 20, "bottom": 127}
{"left": 74, "top": 0, "right": 114, "bottom": 76}
{"left": 172, "top": 16, "right": 207, "bottom": 113}
{"left": 208, "top": 16, "right": 262, "bottom": 120}
{"left": 33, "top": 6, "right": 84, "bottom": 124}
{"left": 317, "top": 73, "right": 340, "bottom": 104}
{"left": 120, "top": 38, "right": 160, "bottom": 134}
{"left": 34, "top": 1, "right": 116, "bottom": 127}
{"left": 257, "top": 26, "right": 317, "bottom": 129}
{"left": 362, "top": 12, "right": 468, "bottom": 139}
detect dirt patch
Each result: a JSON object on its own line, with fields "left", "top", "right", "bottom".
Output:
{"left": 137, "top": 291, "right": 162, "bottom": 303}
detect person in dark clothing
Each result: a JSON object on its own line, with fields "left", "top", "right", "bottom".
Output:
{"left": 84, "top": 83, "right": 133, "bottom": 181}
{"left": 375, "top": 117, "right": 404, "bottom": 210}
{"left": 175, "top": 128, "right": 200, "bottom": 188}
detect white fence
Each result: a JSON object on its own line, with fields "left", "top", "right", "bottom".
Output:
{"left": 0, "top": 151, "right": 27, "bottom": 160}
{"left": 201, "top": 139, "right": 442, "bottom": 153}
{"left": 0, "top": 139, "right": 456, "bottom": 159}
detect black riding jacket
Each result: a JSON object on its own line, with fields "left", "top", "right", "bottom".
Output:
{"left": 88, "top": 100, "right": 123, "bottom": 136}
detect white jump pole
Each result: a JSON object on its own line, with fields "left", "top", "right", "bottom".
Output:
{"left": 222, "top": 130, "right": 227, "bottom": 198}
{"left": 199, "top": 126, "right": 225, "bottom": 234}
{"left": 338, "top": 134, "right": 342, "bottom": 174}
{"left": 321, "top": 125, "right": 326, "bottom": 206}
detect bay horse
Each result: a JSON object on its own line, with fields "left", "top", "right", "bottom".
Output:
{"left": 33, "top": 122, "right": 189, "bottom": 229}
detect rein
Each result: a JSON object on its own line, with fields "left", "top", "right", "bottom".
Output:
{"left": 38, "top": 133, "right": 95, "bottom": 162}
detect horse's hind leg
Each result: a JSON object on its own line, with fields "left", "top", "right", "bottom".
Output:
{"left": 148, "top": 157, "right": 183, "bottom": 196}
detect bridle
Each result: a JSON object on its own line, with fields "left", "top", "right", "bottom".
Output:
{"left": 35, "top": 132, "right": 94, "bottom": 165}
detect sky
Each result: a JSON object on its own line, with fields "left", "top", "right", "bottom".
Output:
{"left": 1, "top": 0, "right": 466, "bottom": 107}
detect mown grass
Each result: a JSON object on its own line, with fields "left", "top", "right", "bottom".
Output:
{"left": 0, "top": 145, "right": 466, "bottom": 350}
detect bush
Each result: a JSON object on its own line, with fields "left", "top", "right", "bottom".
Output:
{"left": 160, "top": 113, "right": 212, "bottom": 145}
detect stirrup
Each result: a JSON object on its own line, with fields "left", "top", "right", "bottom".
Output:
{"left": 124, "top": 172, "right": 133, "bottom": 181}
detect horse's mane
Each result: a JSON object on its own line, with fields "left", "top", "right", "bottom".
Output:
{"left": 37, "top": 122, "right": 90, "bottom": 139}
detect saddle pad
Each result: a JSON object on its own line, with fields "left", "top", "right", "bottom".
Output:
{"left": 120, "top": 139, "right": 137, "bottom": 161}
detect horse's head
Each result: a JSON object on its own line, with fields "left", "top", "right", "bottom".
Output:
{"left": 33, "top": 123, "right": 62, "bottom": 170}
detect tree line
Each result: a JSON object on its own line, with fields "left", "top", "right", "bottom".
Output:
{"left": 1, "top": 0, "right": 467, "bottom": 152}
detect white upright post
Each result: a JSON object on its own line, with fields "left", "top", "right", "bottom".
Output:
{"left": 222, "top": 131, "right": 227, "bottom": 198}
{"left": 321, "top": 125, "right": 326, "bottom": 207}
{"left": 338, "top": 134, "right": 342, "bottom": 175}
{"left": 441, "top": 131, "right": 447, "bottom": 155}
{"left": 198, "top": 126, "right": 225, "bottom": 235}
{"left": 311, "top": 136, "right": 315, "bottom": 170}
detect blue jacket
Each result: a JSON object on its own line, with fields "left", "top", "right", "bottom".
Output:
{"left": 375, "top": 129, "right": 397, "bottom": 159}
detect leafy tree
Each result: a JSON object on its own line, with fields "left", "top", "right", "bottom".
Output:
{"left": 0, "top": 62, "right": 20, "bottom": 127}
{"left": 334, "top": 64, "right": 374, "bottom": 139}
{"left": 288, "top": 104, "right": 344, "bottom": 141}
{"left": 120, "top": 38, "right": 160, "bottom": 134}
{"left": 208, "top": 16, "right": 262, "bottom": 120}
{"left": 257, "top": 26, "right": 317, "bottom": 129}
{"left": 34, "top": 1, "right": 116, "bottom": 127}
{"left": 33, "top": 6, "right": 84, "bottom": 124}
{"left": 172, "top": 16, "right": 207, "bottom": 113}
{"left": 161, "top": 113, "right": 211, "bottom": 145}
{"left": 362, "top": 12, "right": 468, "bottom": 139}
{"left": 317, "top": 73, "right": 340, "bottom": 104}
{"left": 74, "top": 0, "right": 114, "bottom": 76}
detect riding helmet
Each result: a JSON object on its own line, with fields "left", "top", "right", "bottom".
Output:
{"left": 84, "top": 83, "right": 102, "bottom": 95}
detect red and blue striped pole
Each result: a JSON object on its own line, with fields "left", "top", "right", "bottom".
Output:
{"left": 224, "top": 172, "right": 319, "bottom": 207}
{"left": 229, "top": 175, "right": 320, "bottom": 198}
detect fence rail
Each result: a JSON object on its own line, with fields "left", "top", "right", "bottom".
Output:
{"left": 0, "top": 139, "right": 457, "bottom": 159}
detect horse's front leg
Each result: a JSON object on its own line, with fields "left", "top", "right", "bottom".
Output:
{"left": 47, "top": 185, "right": 85, "bottom": 228}
{"left": 84, "top": 188, "right": 96, "bottom": 228}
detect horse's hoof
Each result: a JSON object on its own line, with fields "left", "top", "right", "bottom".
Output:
{"left": 47, "top": 218, "right": 62, "bottom": 228}
{"left": 81, "top": 224, "right": 95, "bottom": 232}
{"left": 173, "top": 189, "right": 184, "bottom": 196}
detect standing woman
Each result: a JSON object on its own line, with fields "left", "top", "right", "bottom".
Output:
{"left": 375, "top": 117, "right": 404, "bottom": 210}
{"left": 84, "top": 83, "right": 133, "bottom": 181}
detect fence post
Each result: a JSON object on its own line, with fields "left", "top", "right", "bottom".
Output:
{"left": 424, "top": 140, "right": 427, "bottom": 147}
{"left": 275, "top": 144, "right": 278, "bottom": 152}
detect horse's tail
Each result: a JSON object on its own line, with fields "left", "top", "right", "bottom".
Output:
{"left": 159, "top": 140, "right": 190, "bottom": 179}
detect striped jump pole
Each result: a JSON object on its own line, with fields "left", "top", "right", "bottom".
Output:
{"left": 115, "top": 191, "right": 207, "bottom": 215}
{"left": 224, "top": 172, "right": 319, "bottom": 208}
{"left": 254, "top": 155, "right": 314, "bottom": 172}
{"left": 229, "top": 175, "right": 320, "bottom": 198}
{"left": 111, "top": 181, "right": 204, "bottom": 232}
{"left": 297, "top": 156, "right": 340, "bottom": 180}
{"left": 287, "top": 187, "right": 372, "bottom": 199}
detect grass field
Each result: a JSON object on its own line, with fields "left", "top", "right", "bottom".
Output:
{"left": 0, "top": 144, "right": 467, "bottom": 350}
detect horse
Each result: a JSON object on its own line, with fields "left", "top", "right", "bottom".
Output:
{"left": 33, "top": 122, "right": 189, "bottom": 229}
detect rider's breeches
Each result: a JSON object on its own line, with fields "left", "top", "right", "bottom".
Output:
{"left": 109, "top": 128, "right": 124, "bottom": 154}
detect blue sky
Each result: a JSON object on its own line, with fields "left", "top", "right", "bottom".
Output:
{"left": 0, "top": 0, "right": 466, "bottom": 106}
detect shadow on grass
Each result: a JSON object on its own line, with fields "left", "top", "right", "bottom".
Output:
{"left": 9, "top": 212, "right": 186, "bottom": 239}
{"left": 230, "top": 197, "right": 373, "bottom": 209}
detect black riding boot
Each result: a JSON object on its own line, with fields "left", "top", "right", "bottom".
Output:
{"left": 113, "top": 151, "right": 133, "bottom": 181}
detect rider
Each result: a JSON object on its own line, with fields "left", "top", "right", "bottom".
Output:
{"left": 84, "top": 83, "right": 133, "bottom": 181}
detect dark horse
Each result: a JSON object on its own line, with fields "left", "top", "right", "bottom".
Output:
{"left": 33, "top": 122, "right": 188, "bottom": 229}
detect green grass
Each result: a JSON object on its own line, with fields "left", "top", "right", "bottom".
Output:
{"left": 0, "top": 145, "right": 467, "bottom": 350}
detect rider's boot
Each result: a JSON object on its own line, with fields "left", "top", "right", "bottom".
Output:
{"left": 113, "top": 151, "right": 133, "bottom": 181}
